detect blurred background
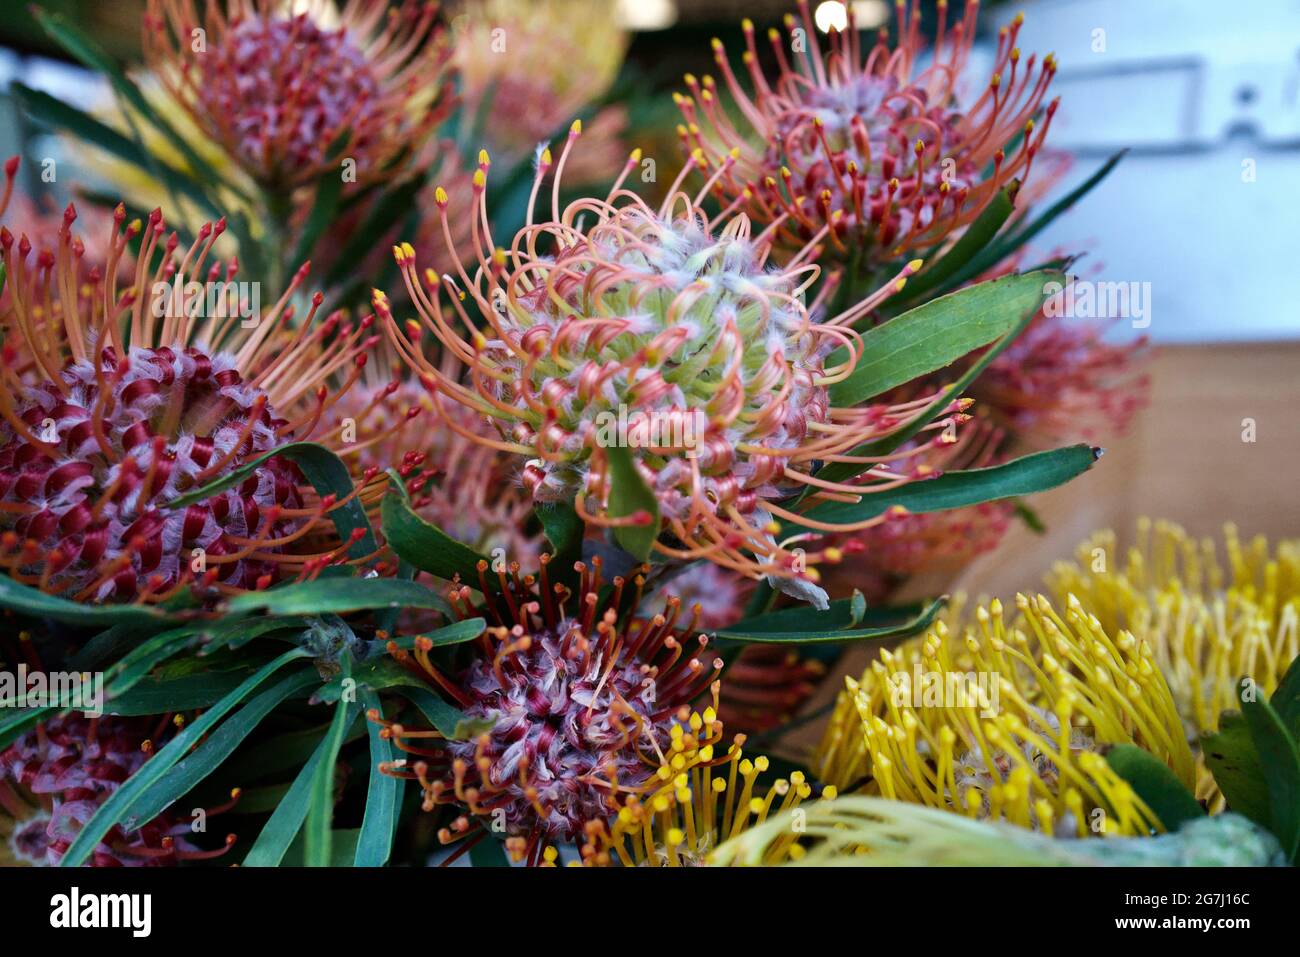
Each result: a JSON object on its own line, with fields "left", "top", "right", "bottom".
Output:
{"left": 0, "top": 0, "right": 1296, "bottom": 585}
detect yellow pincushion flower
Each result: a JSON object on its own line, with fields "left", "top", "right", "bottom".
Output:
{"left": 1048, "top": 519, "right": 1300, "bottom": 807}
{"left": 578, "top": 736, "right": 833, "bottom": 866}
{"left": 815, "top": 592, "right": 1196, "bottom": 837}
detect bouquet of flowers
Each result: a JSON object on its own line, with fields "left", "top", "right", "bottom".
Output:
{"left": 0, "top": 0, "right": 1291, "bottom": 872}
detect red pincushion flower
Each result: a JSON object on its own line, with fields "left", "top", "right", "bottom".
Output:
{"left": 679, "top": 1, "right": 1057, "bottom": 264}
{"left": 0, "top": 159, "right": 382, "bottom": 603}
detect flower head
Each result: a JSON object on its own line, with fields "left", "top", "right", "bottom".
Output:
{"left": 815, "top": 592, "right": 1196, "bottom": 836}
{"left": 378, "top": 133, "right": 965, "bottom": 588}
{"left": 680, "top": 1, "right": 1057, "bottom": 263}
{"left": 143, "top": 0, "right": 452, "bottom": 189}
{"left": 0, "top": 162, "right": 382, "bottom": 602}
{"left": 372, "top": 554, "right": 726, "bottom": 864}
{"left": 1049, "top": 519, "right": 1300, "bottom": 807}
{"left": 1, "top": 714, "right": 238, "bottom": 866}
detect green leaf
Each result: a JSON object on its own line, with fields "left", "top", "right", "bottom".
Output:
{"left": 0, "top": 708, "right": 48, "bottom": 750}
{"left": 1242, "top": 692, "right": 1300, "bottom": 862}
{"left": 242, "top": 732, "right": 330, "bottom": 867}
{"left": 1268, "top": 654, "right": 1300, "bottom": 736}
{"left": 829, "top": 270, "right": 1064, "bottom": 406}
{"left": 324, "top": 172, "right": 428, "bottom": 290}
{"left": 1104, "top": 743, "right": 1204, "bottom": 832}
{"left": 291, "top": 167, "right": 345, "bottom": 269}
{"left": 718, "top": 597, "right": 945, "bottom": 644}
{"left": 1202, "top": 711, "right": 1272, "bottom": 827}
{"left": 537, "top": 501, "right": 584, "bottom": 569}
{"left": 783, "top": 445, "right": 1101, "bottom": 537}
{"left": 59, "top": 647, "right": 312, "bottom": 866}
{"left": 381, "top": 491, "right": 490, "bottom": 583}
{"left": 305, "top": 653, "right": 356, "bottom": 867}
{"left": 604, "top": 445, "right": 660, "bottom": 561}
{"left": 813, "top": 282, "right": 1054, "bottom": 488}
{"left": 384, "top": 617, "right": 486, "bottom": 652}
{"left": 120, "top": 668, "right": 317, "bottom": 829}
{"left": 222, "top": 576, "right": 451, "bottom": 618}
{"left": 0, "top": 574, "right": 170, "bottom": 626}
{"left": 355, "top": 689, "right": 400, "bottom": 867}
{"left": 897, "top": 185, "right": 1017, "bottom": 303}
{"left": 108, "top": 669, "right": 254, "bottom": 715}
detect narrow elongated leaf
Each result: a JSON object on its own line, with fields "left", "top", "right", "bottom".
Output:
{"left": 830, "top": 270, "right": 1063, "bottom": 406}
{"left": 537, "top": 502, "right": 583, "bottom": 570}
{"left": 1104, "top": 743, "right": 1204, "bottom": 832}
{"left": 381, "top": 492, "right": 490, "bottom": 583}
{"left": 108, "top": 670, "right": 253, "bottom": 715}
{"left": 784, "top": 446, "right": 1100, "bottom": 537}
{"left": 0, "top": 574, "right": 169, "bottom": 626}
{"left": 355, "top": 689, "right": 400, "bottom": 867}
{"left": 222, "top": 577, "right": 450, "bottom": 618}
{"left": 718, "top": 597, "right": 945, "bottom": 644}
{"left": 167, "top": 441, "right": 376, "bottom": 559}
{"left": 121, "top": 668, "right": 317, "bottom": 828}
{"left": 242, "top": 733, "right": 330, "bottom": 867}
{"left": 605, "top": 445, "right": 660, "bottom": 561}
{"left": 59, "top": 647, "right": 312, "bottom": 866}
{"left": 399, "top": 685, "right": 470, "bottom": 739}
{"left": 306, "top": 653, "right": 356, "bottom": 867}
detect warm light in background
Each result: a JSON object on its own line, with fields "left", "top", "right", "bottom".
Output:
{"left": 815, "top": 1, "right": 891, "bottom": 32}
{"left": 813, "top": 1, "right": 848, "bottom": 32}
{"left": 616, "top": 0, "right": 677, "bottom": 31}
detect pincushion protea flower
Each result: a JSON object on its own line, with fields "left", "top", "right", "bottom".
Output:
{"left": 0, "top": 162, "right": 383, "bottom": 602}
{"left": 376, "top": 131, "right": 967, "bottom": 592}
{"left": 1049, "top": 519, "right": 1300, "bottom": 808}
{"left": 451, "top": 0, "right": 629, "bottom": 184}
{"left": 143, "top": 0, "right": 452, "bottom": 190}
{"left": 371, "top": 554, "right": 726, "bottom": 865}
{"left": 679, "top": 0, "right": 1057, "bottom": 264}
{"left": 816, "top": 593, "right": 1197, "bottom": 836}
{"left": 578, "top": 736, "right": 834, "bottom": 866}
{"left": 1, "top": 714, "right": 238, "bottom": 866}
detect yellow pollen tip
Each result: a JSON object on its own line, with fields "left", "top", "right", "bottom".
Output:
{"left": 570, "top": 119, "right": 582, "bottom": 134}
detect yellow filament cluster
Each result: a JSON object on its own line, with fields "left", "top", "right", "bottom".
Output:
{"left": 816, "top": 592, "right": 1195, "bottom": 837}
{"left": 580, "top": 734, "right": 833, "bottom": 866}
{"left": 1048, "top": 519, "right": 1300, "bottom": 806}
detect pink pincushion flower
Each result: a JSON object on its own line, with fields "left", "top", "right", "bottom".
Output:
{"left": 679, "top": 1, "right": 1057, "bottom": 264}
{"left": 1, "top": 714, "right": 238, "bottom": 866}
{"left": 374, "top": 556, "right": 725, "bottom": 863}
{"left": 376, "top": 130, "right": 968, "bottom": 594}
